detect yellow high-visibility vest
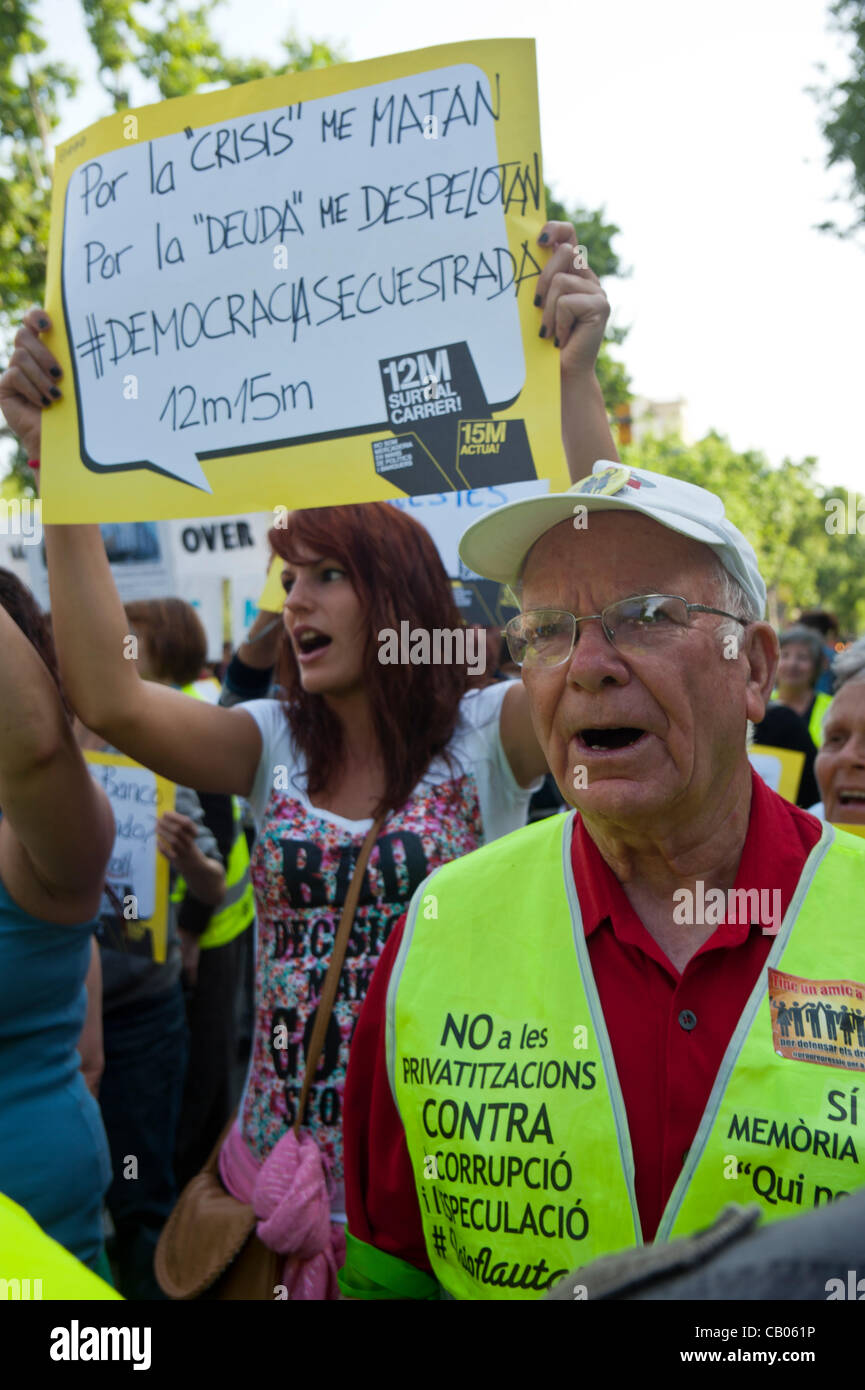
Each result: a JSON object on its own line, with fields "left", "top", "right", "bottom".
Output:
{"left": 388, "top": 812, "right": 865, "bottom": 1299}
{"left": 0, "top": 1192, "right": 122, "bottom": 1300}
{"left": 169, "top": 684, "right": 255, "bottom": 949}
{"left": 808, "top": 693, "right": 833, "bottom": 748}
{"left": 770, "top": 690, "right": 833, "bottom": 748}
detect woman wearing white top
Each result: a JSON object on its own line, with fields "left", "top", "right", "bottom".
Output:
{"left": 0, "top": 221, "right": 618, "bottom": 1291}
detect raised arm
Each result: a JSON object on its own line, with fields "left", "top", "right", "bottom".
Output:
{"left": 499, "top": 681, "right": 549, "bottom": 788}
{"left": 534, "top": 222, "right": 620, "bottom": 482}
{"left": 0, "top": 310, "right": 264, "bottom": 797}
{"left": 44, "top": 523, "right": 262, "bottom": 793}
{"left": 0, "top": 597, "right": 115, "bottom": 921}
{"left": 494, "top": 227, "right": 620, "bottom": 787}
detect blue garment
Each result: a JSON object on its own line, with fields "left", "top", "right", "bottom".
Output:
{"left": 816, "top": 652, "right": 836, "bottom": 696}
{"left": 99, "top": 982, "right": 188, "bottom": 1299}
{"left": 0, "top": 874, "right": 112, "bottom": 1269}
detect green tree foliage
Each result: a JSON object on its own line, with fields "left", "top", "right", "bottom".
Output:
{"left": 0, "top": 2, "right": 78, "bottom": 341}
{"left": 79, "top": 0, "right": 343, "bottom": 105}
{"left": 1, "top": 0, "right": 344, "bottom": 339}
{"left": 813, "top": 0, "right": 865, "bottom": 238}
{"left": 621, "top": 430, "right": 865, "bottom": 635}
{"left": 0, "top": 0, "right": 344, "bottom": 492}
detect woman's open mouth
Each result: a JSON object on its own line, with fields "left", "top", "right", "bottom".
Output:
{"left": 295, "top": 628, "right": 332, "bottom": 664}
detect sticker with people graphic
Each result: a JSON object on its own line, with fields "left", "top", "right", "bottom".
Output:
{"left": 768, "top": 968, "right": 865, "bottom": 1072}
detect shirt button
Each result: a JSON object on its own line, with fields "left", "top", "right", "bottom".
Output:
{"left": 678, "top": 1009, "right": 697, "bottom": 1031}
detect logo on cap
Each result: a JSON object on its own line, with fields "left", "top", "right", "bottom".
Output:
{"left": 570, "top": 465, "right": 658, "bottom": 498}
{"left": 570, "top": 465, "right": 632, "bottom": 497}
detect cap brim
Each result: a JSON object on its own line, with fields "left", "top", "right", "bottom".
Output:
{"left": 458, "top": 492, "right": 726, "bottom": 584}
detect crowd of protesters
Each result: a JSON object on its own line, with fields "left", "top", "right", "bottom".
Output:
{"left": 0, "top": 225, "right": 864, "bottom": 1302}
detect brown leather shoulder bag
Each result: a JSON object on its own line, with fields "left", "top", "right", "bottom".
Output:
{"left": 155, "top": 815, "right": 384, "bottom": 1300}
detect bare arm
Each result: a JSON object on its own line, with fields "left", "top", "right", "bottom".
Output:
{"left": 78, "top": 937, "right": 104, "bottom": 1098}
{"left": 44, "top": 522, "right": 263, "bottom": 794}
{"left": 495, "top": 227, "right": 620, "bottom": 789}
{"left": 174, "top": 847, "right": 225, "bottom": 905}
{"left": 534, "top": 222, "right": 621, "bottom": 482}
{"left": 158, "top": 809, "right": 226, "bottom": 906}
{"left": 561, "top": 371, "right": 619, "bottom": 485}
{"left": 236, "top": 608, "right": 283, "bottom": 670}
{"left": 0, "top": 598, "right": 115, "bottom": 921}
{"left": 218, "top": 608, "right": 282, "bottom": 708}
{"left": 499, "top": 681, "right": 549, "bottom": 789}
{"left": 0, "top": 309, "right": 264, "bottom": 796}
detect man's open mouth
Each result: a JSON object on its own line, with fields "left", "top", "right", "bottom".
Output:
{"left": 838, "top": 790, "right": 865, "bottom": 808}
{"left": 576, "top": 727, "right": 647, "bottom": 752}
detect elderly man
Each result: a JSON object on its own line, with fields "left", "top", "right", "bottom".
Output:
{"left": 340, "top": 461, "right": 865, "bottom": 1301}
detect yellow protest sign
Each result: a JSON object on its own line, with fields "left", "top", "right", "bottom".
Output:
{"left": 84, "top": 751, "right": 174, "bottom": 963}
{"left": 748, "top": 744, "right": 806, "bottom": 804}
{"left": 43, "top": 40, "right": 564, "bottom": 523}
{"left": 258, "top": 553, "right": 286, "bottom": 613}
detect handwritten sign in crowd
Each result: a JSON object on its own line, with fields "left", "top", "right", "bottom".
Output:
{"left": 84, "top": 751, "right": 175, "bottom": 962}
{"left": 43, "top": 40, "right": 564, "bottom": 523}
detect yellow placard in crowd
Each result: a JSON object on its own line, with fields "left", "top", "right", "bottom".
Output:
{"left": 42, "top": 40, "right": 563, "bottom": 523}
{"left": 258, "top": 553, "right": 286, "bottom": 613}
{"left": 748, "top": 744, "right": 806, "bottom": 804}
{"left": 84, "top": 751, "right": 175, "bottom": 963}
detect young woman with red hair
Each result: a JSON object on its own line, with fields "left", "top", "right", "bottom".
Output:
{"left": 0, "top": 222, "right": 617, "bottom": 1296}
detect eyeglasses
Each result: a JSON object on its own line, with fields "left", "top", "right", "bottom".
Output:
{"left": 504, "top": 594, "right": 748, "bottom": 669}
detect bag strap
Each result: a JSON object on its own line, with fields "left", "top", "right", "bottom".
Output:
{"left": 293, "top": 813, "right": 385, "bottom": 1136}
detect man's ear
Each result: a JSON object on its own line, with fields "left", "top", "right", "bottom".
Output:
{"left": 744, "top": 622, "right": 779, "bottom": 725}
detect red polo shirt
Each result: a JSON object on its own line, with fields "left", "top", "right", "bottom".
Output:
{"left": 343, "top": 771, "right": 822, "bottom": 1275}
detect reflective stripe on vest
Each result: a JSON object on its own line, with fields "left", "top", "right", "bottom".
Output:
{"left": 171, "top": 684, "right": 255, "bottom": 949}
{"left": 387, "top": 811, "right": 865, "bottom": 1300}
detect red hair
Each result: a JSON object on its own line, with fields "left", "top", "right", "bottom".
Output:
{"left": 268, "top": 503, "right": 469, "bottom": 817}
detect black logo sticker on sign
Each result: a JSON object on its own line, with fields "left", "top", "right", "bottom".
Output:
{"left": 374, "top": 341, "right": 536, "bottom": 495}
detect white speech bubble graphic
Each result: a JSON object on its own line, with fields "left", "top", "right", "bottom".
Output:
{"left": 61, "top": 65, "right": 531, "bottom": 495}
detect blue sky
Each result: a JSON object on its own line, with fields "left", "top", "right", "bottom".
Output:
{"left": 35, "top": 0, "right": 865, "bottom": 493}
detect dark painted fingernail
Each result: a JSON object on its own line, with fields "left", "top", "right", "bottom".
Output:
{"left": 533, "top": 294, "right": 542, "bottom": 307}
{"left": 554, "top": 336, "right": 560, "bottom": 348}
{"left": 38, "top": 317, "right": 49, "bottom": 330}
{"left": 50, "top": 387, "right": 61, "bottom": 399}
{"left": 538, "top": 233, "right": 549, "bottom": 244}
{"left": 50, "top": 366, "right": 62, "bottom": 379}
{"left": 41, "top": 395, "right": 50, "bottom": 406}
{"left": 539, "top": 326, "right": 547, "bottom": 339}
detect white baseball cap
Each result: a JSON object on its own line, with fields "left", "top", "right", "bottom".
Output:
{"left": 458, "top": 461, "right": 767, "bottom": 617}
